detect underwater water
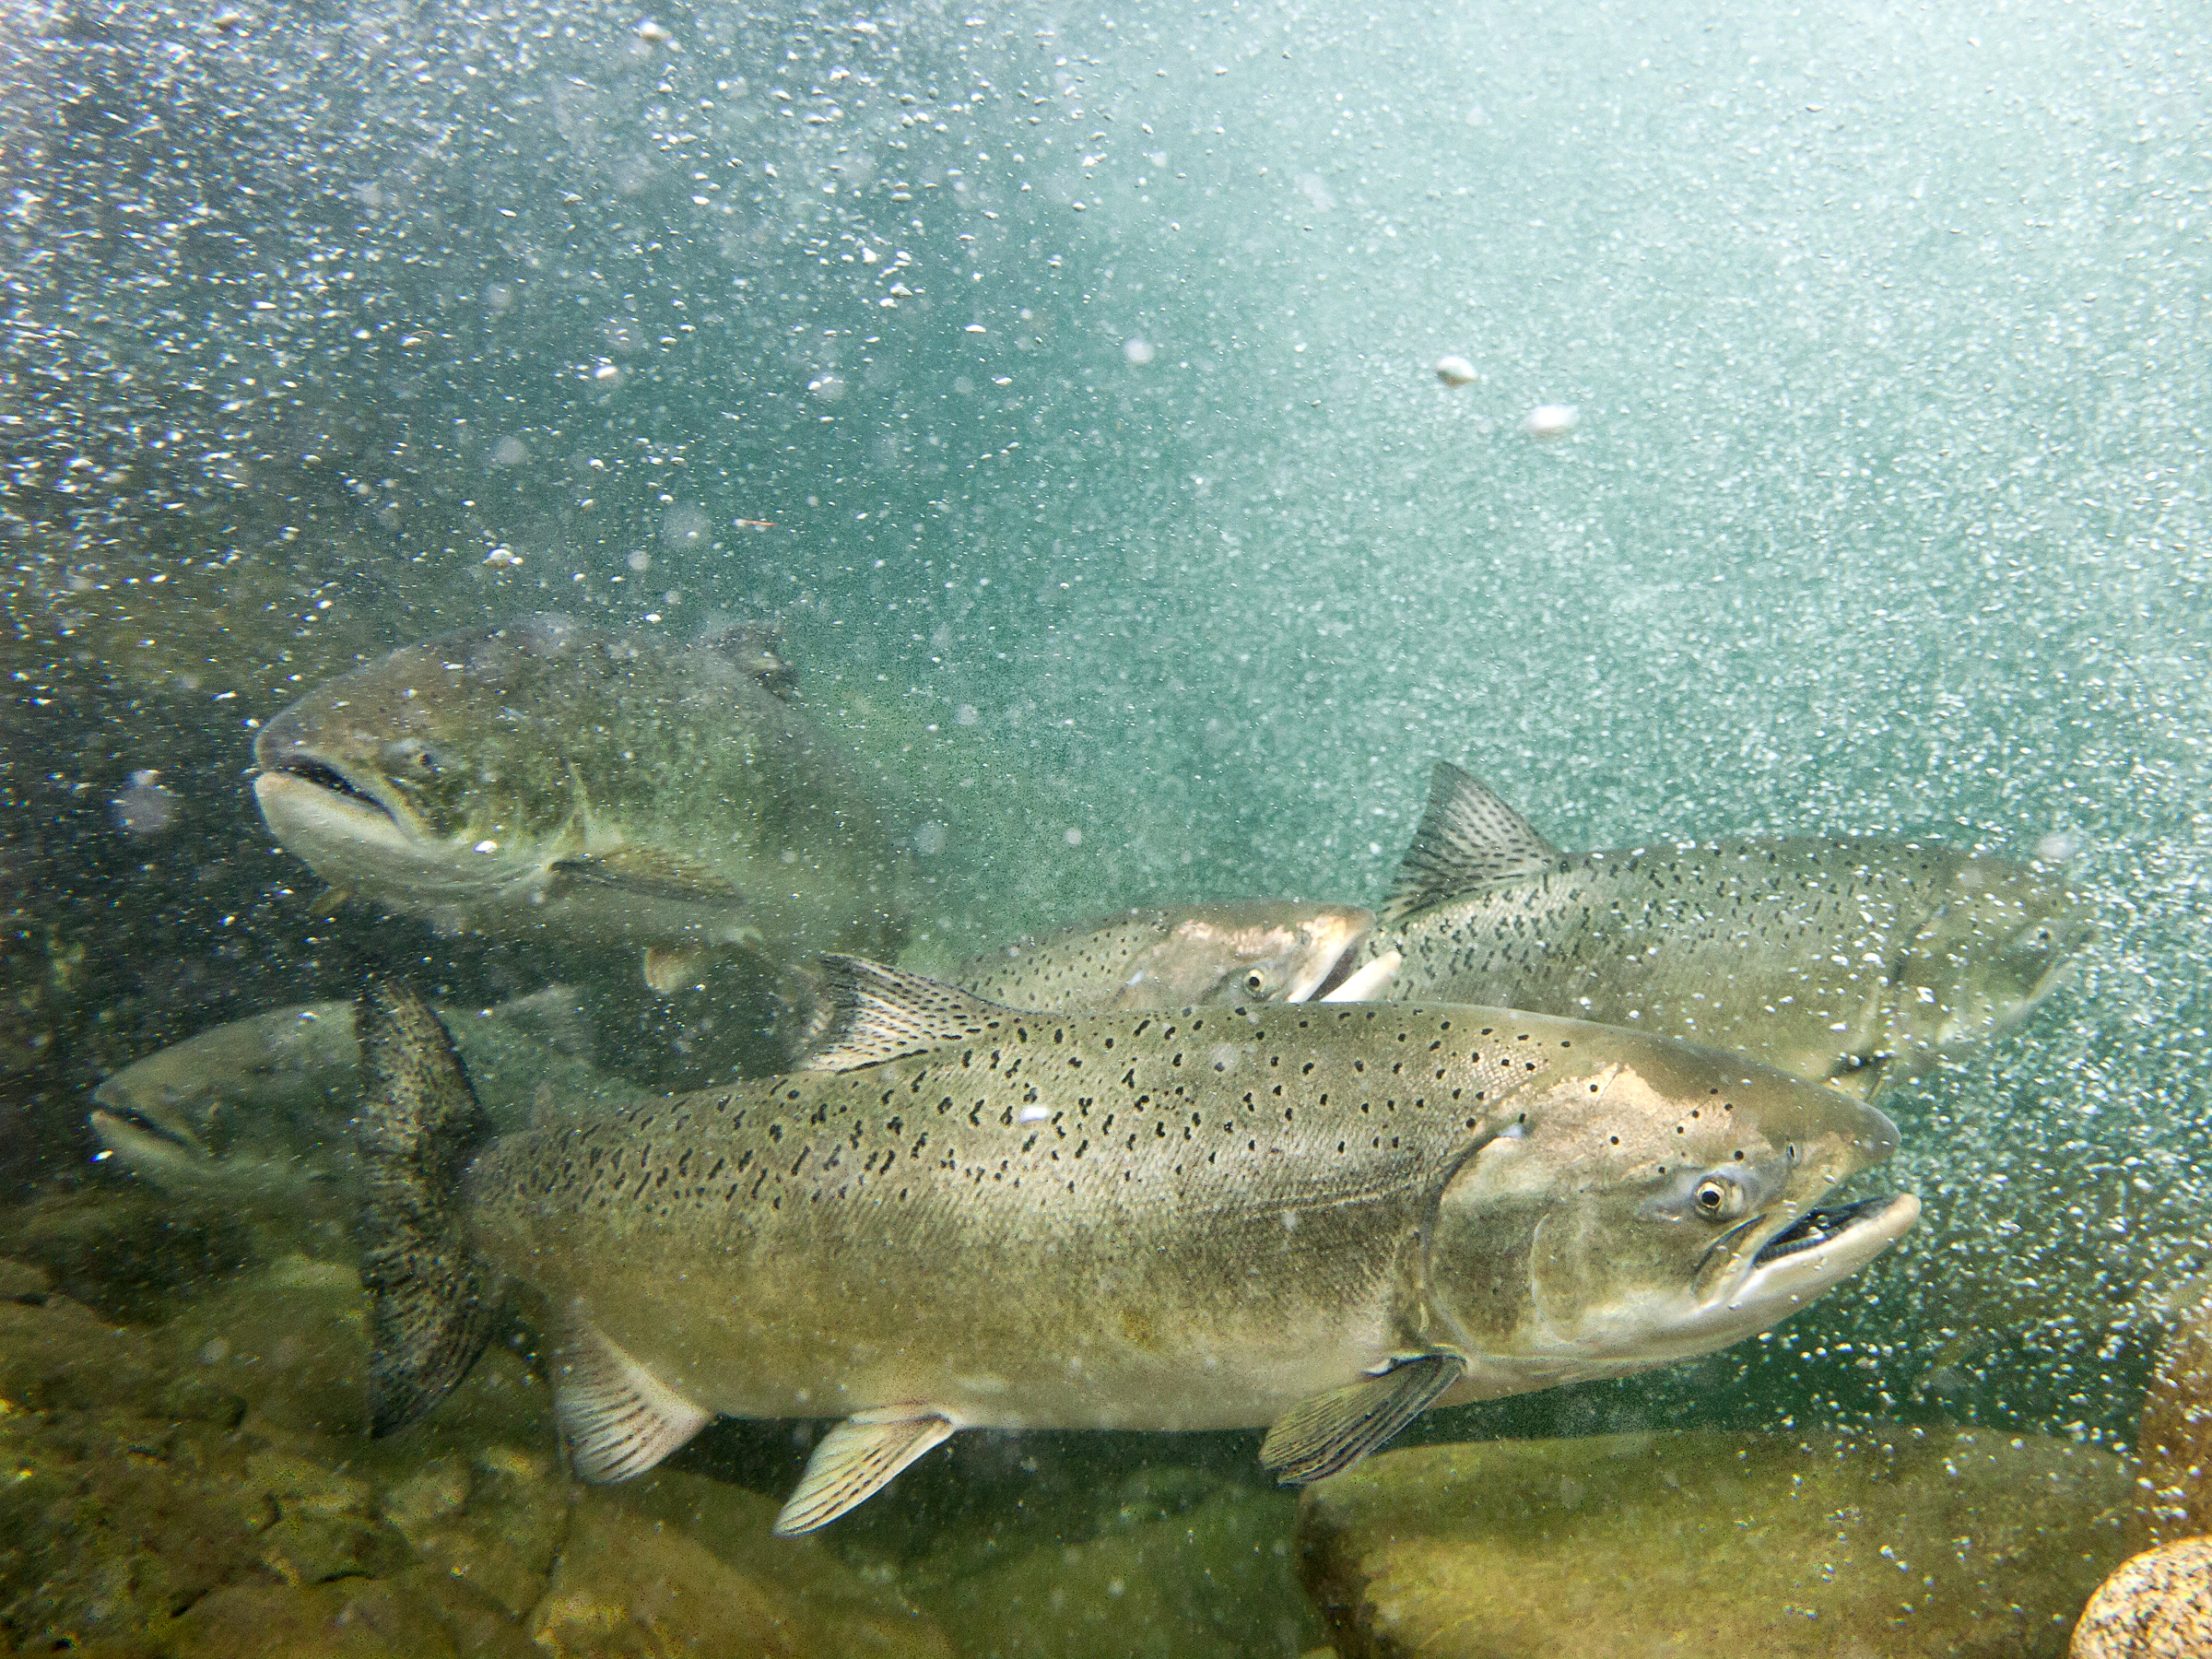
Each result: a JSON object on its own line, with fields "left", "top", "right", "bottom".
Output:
{"left": 2, "top": 0, "right": 2209, "bottom": 1652}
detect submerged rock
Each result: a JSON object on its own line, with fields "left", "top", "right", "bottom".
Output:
{"left": 2135, "top": 1279, "right": 2212, "bottom": 1545}
{"left": 0, "top": 1189, "right": 256, "bottom": 1324}
{"left": 0, "top": 1256, "right": 52, "bottom": 1301}
{"left": 379, "top": 1446, "right": 566, "bottom": 1621}
{"left": 852, "top": 1458, "right": 1322, "bottom": 1659}
{"left": 0, "top": 1252, "right": 556, "bottom": 1653}
{"left": 2069, "top": 1535, "right": 2212, "bottom": 1658}
{"left": 531, "top": 1472, "right": 952, "bottom": 1659}
{"left": 1296, "top": 1428, "right": 2133, "bottom": 1659}
{"left": 915, "top": 1468, "right": 1316, "bottom": 1659}
{"left": 0, "top": 1400, "right": 270, "bottom": 1648}
{"left": 161, "top": 1571, "right": 537, "bottom": 1659}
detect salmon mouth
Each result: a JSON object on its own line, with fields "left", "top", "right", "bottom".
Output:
{"left": 1750, "top": 1196, "right": 1903, "bottom": 1266}
{"left": 252, "top": 766, "right": 479, "bottom": 895}
{"left": 1723, "top": 1191, "right": 1920, "bottom": 1312}
{"left": 254, "top": 765, "right": 413, "bottom": 843}
{"left": 265, "top": 757, "right": 397, "bottom": 823}
{"left": 1285, "top": 912, "right": 1377, "bottom": 1002}
{"left": 90, "top": 1103, "right": 200, "bottom": 1153}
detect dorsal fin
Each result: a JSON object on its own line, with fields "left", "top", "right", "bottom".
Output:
{"left": 799, "top": 957, "right": 1019, "bottom": 1072}
{"left": 1382, "top": 762, "right": 1562, "bottom": 924}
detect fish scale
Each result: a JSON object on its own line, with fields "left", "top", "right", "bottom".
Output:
{"left": 1402, "top": 844, "right": 1950, "bottom": 1055}
{"left": 952, "top": 901, "right": 1373, "bottom": 1009}
{"left": 1354, "top": 764, "right": 2090, "bottom": 1097}
{"left": 252, "top": 617, "right": 909, "bottom": 993}
{"left": 360, "top": 963, "right": 1912, "bottom": 1533}
{"left": 468, "top": 996, "right": 1839, "bottom": 1431}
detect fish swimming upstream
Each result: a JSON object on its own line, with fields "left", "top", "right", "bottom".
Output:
{"left": 253, "top": 617, "right": 909, "bottom": 992}
{"left": 89, "top": 992, "right": 643, "bottom": 1212}
{"left": 952, "top": 902, "right": 1374, "bottom": 1009}
{"left": 359, "top": 959, "right": 1914, "bottom": 1535}
{"left": 1329, "top": 764, "right": 2091, "bottom": 1099}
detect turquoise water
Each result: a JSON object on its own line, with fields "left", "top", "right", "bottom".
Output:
{"left": 3, "top": 1, "right": 2208, "bottom": 1653}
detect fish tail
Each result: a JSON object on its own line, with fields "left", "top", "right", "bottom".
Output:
{"left": 356, "top": 978, "right": 499, "bottom": 1437}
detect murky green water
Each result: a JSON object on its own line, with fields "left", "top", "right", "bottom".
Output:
{"left": 3, "top": 0, "right": 2208, "bottom": 1653}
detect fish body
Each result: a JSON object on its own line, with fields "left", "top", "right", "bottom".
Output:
{"left": 951, "top": 901, "right": 1373, "bottom": 1009}
{"left": 1344, "top": 764, "right": 2091, "bottom": 1097}
{"left": 89, "top": 992, "right": 641, "bottom": 1209}
{"left": 359, "top": 959, "right": 1912, "bottom": 1534}
{"left": 252, "top": 617, "right": 908, "bottom": 989}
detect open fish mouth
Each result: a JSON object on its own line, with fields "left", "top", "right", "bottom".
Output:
{"left": 1284, "top": 913, "right": 1376, "bottom": 1003}
{"left": 90, "top": 1105, "right": 210, "bottom": 1161}
{"left": 1751, "top": 1196, "right": 1900, "bottom": 1265}
{"left": 253, "top": 766, "right": 428, "bottom": 865}
{"left": 1724, "top": 1191, "right": 1920, "bottom": 1311}
{"left": 263, "top": 757, "right": 397, "bottom": 823}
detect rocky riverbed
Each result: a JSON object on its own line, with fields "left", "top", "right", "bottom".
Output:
{"left": 0, "top": 1189, "right": 1323, "bottom": 1659}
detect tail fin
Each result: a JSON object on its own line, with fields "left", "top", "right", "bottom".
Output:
{"left": 356, "top": 979, "right": 498, "bottom": 1437}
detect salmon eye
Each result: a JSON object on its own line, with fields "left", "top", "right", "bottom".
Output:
{"left": 1693, "top": 1176, "right": 1747, "bottom": 1220}
{"left": 381, "top": 738, "right": 447, "bottom": 782}
{"left": 1245, "top": 971, "right": 1267, "bottom": 994}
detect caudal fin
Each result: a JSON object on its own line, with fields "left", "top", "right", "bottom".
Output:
{"left": 356, "top": 979, "right": 498, "bottom": 1436}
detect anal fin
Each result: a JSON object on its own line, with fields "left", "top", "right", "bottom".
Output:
{"left": 1260, "top": 1353, "right": 1466, "bottom": 1485}
{"left": 772, "top": 1406, "right": 958, "bottom": 1535}
{"left": 555, "top": 1324, "right": 712, "bottom": 1484}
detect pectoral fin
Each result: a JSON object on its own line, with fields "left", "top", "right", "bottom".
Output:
{"left": 798, "top": 957, "right": 1017, "bottom": 1072}
{"left": 1382, "top": 762, "right": 1561, "bottom": 924}
{"left": 641, "top": 946, "right": 707, "bottom": 994}
{"left": 554, "top": 846, "right": 746, "bottom": 903}
{"left": 772, "top": 1406, "right": 957, "bottom": 1535}
{"left": 554, "top": 1324, "right": 712, "bottom": 1484}
{"left": 1260, "top": 1353, "right": 1466, "bottom": 1485}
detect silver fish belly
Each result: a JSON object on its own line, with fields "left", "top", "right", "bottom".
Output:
{"left": 359, "top": 959, "right": 1912, "bottom": 1535}
{"left": 1341, "top": 762, "right": 2091, "bottom": 1095}
{"left": 251, "top": 615, "right": 910, "bottom": 992}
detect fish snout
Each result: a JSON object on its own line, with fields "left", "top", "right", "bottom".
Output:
{"left": 253, "top": 708, "right": 312, "bottom": 773}
{"left": 252, "top": 711, "right": 408, "bottom": 833}
{"left": 1287, "top": 908, "right": 1378, "bottom": 1003}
